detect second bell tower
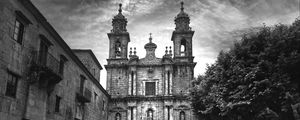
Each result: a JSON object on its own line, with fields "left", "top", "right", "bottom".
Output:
{"left": 171, "top": 2, "right": 194, "bottom": 63}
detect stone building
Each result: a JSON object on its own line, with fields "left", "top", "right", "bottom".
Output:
{"left": 0, "top": 0, "right": 198, "bottom": 120}
{"left": 0, "top": 0, "right": 109, "bottom": 120}
{"left": 105, "top": 2, "right": 197, "bottom": 120}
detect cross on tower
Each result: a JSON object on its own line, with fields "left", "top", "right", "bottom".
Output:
{"left": 181, "top": 1, "right": 184, "bottom": 11}
{"left": 149, "top": 33, "right": 152, "bottom": 43}
{"left": 118, "top": 3, "right": 122, "bottom": 13}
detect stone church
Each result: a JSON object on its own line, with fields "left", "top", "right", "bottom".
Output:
{"left": 0, "top": 0, "right": 198, "bottom": 120}
{"left": 105, "top": 2, "right": 197, "bottom": 120}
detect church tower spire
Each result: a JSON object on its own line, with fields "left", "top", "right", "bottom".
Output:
{"left": 174, "top": 1, "right": 191, "bottom": 32}
{"left": 111, "top": 4, "right": 128, "bottom": 33}
{"left": 106, "top": 3, "right": 131, "bottom": 96}
{"left": 107, "top": 3, "right": 130, "bottom": 59}
{"left": 171, "top": 1, "right": 194, "bottom": 62}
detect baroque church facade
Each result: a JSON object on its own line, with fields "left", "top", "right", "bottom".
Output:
{"left": 105, "top": 2, "right": 197, "bottom": 120}
{"left": 0, "top": 0, "right": 198, "bottom": 120}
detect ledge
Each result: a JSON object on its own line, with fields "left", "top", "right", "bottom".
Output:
{"left": 111, "top": 95, "right": 189, "bottom": 102}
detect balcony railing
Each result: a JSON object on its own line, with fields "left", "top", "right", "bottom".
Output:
{"left": 31, "top": 51, "right": 60, "bottom": 74}
{"left": 76, "top": 87, "right": 92, "bottom": 103}
{"left": 29, "top": 50, "right": 62, "bottom": 88}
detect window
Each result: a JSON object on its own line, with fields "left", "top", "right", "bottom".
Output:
{"left": 115, "top": 40, "right": 121, "bottom": 57}
{"left": 145, "top": 82, "right": 155, "bottom": 96}
{"left": 13, "top": 11, "right": 32, "bottom": 44}
{"left": 115, "top": 113, "right": 121, "bottom": 120}
{"left": 80, "top": 75, "right": 86, "bottom": 92}
{"left": 167, "top": 71, "right": 170, "bottom": 95}
{"left": 59, "top": 55, "right": 67, "bottom": 75}
{"left": 147, "top": 109, "right": 154, "bottom": 120}
{"left": 92, "top": 68, "right": 96, "bottom": 76}
{"left": 179, "top": 111, "right": 185, "bottom": 120}
{"left": 38, "top": 35, "right": 53, "bottom": 66}
{"left": 5, "top": 72, "right": 18, "bottom": 98}
{"left": 180, "top": 39, "right": 186, "bottom": 56}
{"left": 102, "top": 100, "right": 105, "bottom": 111}
{"left": 94, "top": 92, "right": 98, "bottom": 103}
{"left": 55, "top": 95, "right": 61, "bottom": 112}
{"left": 39, "top": 41, "right": 49, "bottom": 65}
{"left": 59, "top": 59, "right": 64, "bottom": 74}
{"left": 75, "top": 102, "right": 84, "bottom": 120}
{"left": 13, "top": 19, "right": 24, "bottom": 44}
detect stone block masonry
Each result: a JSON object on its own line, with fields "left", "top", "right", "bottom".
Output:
{"left": 0, "top": 0, "right": 110, "bottom": 120}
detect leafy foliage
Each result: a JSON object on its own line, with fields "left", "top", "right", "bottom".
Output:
{"left": 190, "top": 19, "right": 300, "bottom": 120}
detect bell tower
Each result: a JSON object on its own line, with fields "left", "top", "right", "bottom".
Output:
{"left": 105, "top": 4, "right": 130, "bottom": 96}
{"left": 107, "top": 4, "right": 130, "bottom": 60}
{"left": 171, "top": 2, "right": 194, "bottom": 62}
{"left": 171, "top": 2, "right": 196, "bottom": 95}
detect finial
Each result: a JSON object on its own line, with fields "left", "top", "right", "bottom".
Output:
{"left": 130, "top": 47, "right": 132, "bottom": 55}
{"left": 134, "top": 47, "right": 136, "bottom": 55}
{"left": 169, "top": 46, "right": 172, "bottom": 55}
{"left": 149, "top": 33, "right": 152, "bottom": 43}
{"left": 180, "top": 1, "right": 184, "bottom": 11}
{"left": 118, "top": 3, "right": 122, "bottom": 13}
{"left": 165, "top": 46, "right": 168, "bottom": 55}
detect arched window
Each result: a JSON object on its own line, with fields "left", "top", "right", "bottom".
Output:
{"left": 115, "top": 41, "right": 121, "bottom": 57}
{"left": 179, "top": 111, "right": 185, "bottom": 120}
{"left": 115, "top": 113, "right": 121, "bottom": 120}
{"left": 180, "top": 39, "right": 186, "bottom": 56}
{"left": 147, "top": 109, "right": 154, "bottom": 120}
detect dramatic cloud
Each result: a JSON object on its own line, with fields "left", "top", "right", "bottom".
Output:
{"left": 32, "top": 0, "right": 300, "bottom": 88}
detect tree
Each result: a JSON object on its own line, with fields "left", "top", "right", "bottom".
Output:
{"left": 190, "top": 19, "right": 300, "bottom": 120}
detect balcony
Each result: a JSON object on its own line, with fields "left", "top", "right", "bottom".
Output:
{"left": 76, "top": 87, "right": 92, "bottom": 103}
{"left": 29, "top": 50, "right": 62, "bottom": 88}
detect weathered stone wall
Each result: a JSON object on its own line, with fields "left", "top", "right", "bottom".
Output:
{"left": 136, "top": 66, "right": 164, "bottom": 96}
{"left": 0, "top": 1, "right": 37, "bottom": 119}
{"left": 106, "top": 62, "right": 195, "bottom": 120}
{"left": 106, "top": 66, "right": 128, "bottom": 97}
{"left": 0, "top": 0, "right": 109, "bottom": 120}
{"left": 74, "top": 51, "right": 102, "bottom": 81}
{"left": 173, "top": 65, "right": 193, "bottom": 95}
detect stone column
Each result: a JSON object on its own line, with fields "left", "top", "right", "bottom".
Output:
{"left": 170, "top": 107, "right": 174, "bottom": 120}
{"left": 156, "top": 81, "right": 159, "bottom": 95}
{"left": 165, "top": 71, "right": 168, "bottom": 95}
{"left": 142, "top": 81, "right": 145, "bottom": 95}
{"left": 133, "top": 71, "right": 136, "bottom": 95}
{"left": 133, "top": 107, "right": 137, "bottom": 120}
{"left": 127, "top": 107, "right": 131, "bottom": 120}
{"left": 164, "top": 106, "right": 171, "bottom": 120}
{"left": 170, "top": 72, "right": 173, "bottom": 95}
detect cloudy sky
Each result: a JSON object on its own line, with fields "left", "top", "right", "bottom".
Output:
{"left": 31, "top": 0, "right": 299, "bottom": 88}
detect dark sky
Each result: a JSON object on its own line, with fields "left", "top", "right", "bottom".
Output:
{"left": 32, "top": 0, "right": 300, "bottom": 88}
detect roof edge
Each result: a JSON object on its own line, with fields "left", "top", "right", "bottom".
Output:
{"left": 72, "top": 49, "right": 103, "bottom": 70}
